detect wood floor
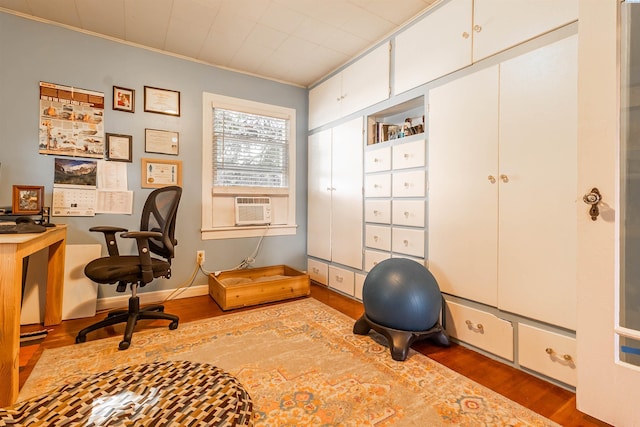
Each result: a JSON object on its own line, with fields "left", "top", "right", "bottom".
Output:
{"left": 20, "top": 283, "right": 609, "bottom": 426}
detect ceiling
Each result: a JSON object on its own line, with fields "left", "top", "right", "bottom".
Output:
{"left": 0, "top": 0, "right": 439, "bottom": 87}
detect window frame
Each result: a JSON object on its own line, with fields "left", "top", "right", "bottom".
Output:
{"left": 201, "top": 92, "right": 297, "bottom": 239}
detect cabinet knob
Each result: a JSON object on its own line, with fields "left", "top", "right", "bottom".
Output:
{"left": 500, "top": 174, "right": 509, "bottom": 183}
{"left": 403, "top": 153, "right": 410, "bottom": 159}
{"left": 403, "top": 239, "right": 409, "bottom": 246}
{"left": 404, "top": 211, "right": 410, "bottom": 218}
{"left": 373, "top": 210, "right": 380, "bottom": 215}
{"left": 373, "top": 235, "right": 379, "bottom": 242}
{"left": 488, "top": 175, "right": 496, "bottom": 184}
{"left": 462, "top": 31, "right": 470, "bottom": 39}
{"left": 473, "top": 24, "right": 482, "bottom": 33}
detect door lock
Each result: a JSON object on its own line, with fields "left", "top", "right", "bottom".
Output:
{"left": 583, "top": 188, "right": 602, "bottom": 221}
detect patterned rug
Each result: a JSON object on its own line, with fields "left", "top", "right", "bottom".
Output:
{"left": 20, "top": 299, "right": 558, "bottom": 426}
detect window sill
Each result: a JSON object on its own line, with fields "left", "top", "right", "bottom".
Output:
{"left": 201, "top": 224, "right": 297, "bottom": 240}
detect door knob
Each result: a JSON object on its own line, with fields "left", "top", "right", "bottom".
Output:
{"left": 583, "top": 188, "right": 602, "bottom": 221}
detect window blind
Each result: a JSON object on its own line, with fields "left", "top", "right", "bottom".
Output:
{"left": 212, "top": 108, "right": 289, "bottom": 188}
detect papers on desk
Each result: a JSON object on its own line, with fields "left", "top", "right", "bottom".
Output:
{"left": 52, "top": 160, "right": 133, "bottom": 216}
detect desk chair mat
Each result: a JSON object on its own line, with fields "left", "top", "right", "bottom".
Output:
{"left": 0, "top": 360, "right": 253, "bottom": 426}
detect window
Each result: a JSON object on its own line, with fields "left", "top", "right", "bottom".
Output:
{"left": 201, "top": 93, "right": 297, "bottom": 239}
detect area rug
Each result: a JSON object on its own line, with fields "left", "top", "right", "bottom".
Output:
{"left": 20, "top": 299, "right": 557, "bottom": 426}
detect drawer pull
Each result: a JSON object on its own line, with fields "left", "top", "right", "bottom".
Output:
{"left": 404, "top": 182, "right": 411, "bottom": 188}
{"left": 373, "top": 210, "right": 380, "bottom": 215}
{"left": 403, "top": 239, "right": 409, "bottom": 246}
{"left": 403, "top": 153, "right": 410, "bottom": 159}
{"left": 335, "top": 275, "right": 344, "bottom": 283}
{"left": 373, "top": 235, "right": 379, "bottom": 242}
{"left": 374, "top": 158, "right": 380, "bottom": 163}
{"left": 404, "top": 211, "right": 410, "bottom": 218}
{"left": 374, "top": 184, "right": 381, "bottom": 188}
{"left": 312, "top": 267, "right": 319, "bottom": 274}
{"left": 545, "top": 347, "right": 574, "bottom": 363}
{"left": 465, "top": 320, "right": 484, "bottom": 333}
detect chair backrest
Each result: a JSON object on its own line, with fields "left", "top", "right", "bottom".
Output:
{"left": 140, "top": 186, "right": 182, "bottom": 262}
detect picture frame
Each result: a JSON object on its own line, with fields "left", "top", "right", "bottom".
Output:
{"left": 105, "top": 133, "right": 133, "bottom": 162}
{"left": 112, "top": 86, "right": 135, "bottom": 113}
{"left": 141, "top": 158, "right": 182, "bottom": 188}
{"left": 12, "top": 185, "right": 44, "bottom": 215}
{"left": 145, "top": 128, "right": 179, "bottom": 155}
{"left": 144, "top": 86, "right": 180, "bottom": 116}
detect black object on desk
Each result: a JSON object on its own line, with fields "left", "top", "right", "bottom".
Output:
{"left": 0, "top": 217, "right": 47, "bottom": 234}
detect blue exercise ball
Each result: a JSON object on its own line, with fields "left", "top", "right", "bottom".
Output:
{"left": 363, "top": 258, "right": 442, "bottom": 332}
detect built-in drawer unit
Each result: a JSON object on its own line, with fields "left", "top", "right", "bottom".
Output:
{"left": 307, "top": 258, "right": 328, "bottom": 285}
{"left": 355, "top": 272, "right": 366, "bottom": 300}
{"left": 329, "top": 265, "right": 355, "bottom": 296}
{"left": 364, "top": 249, "right": 390, "bottom": 272}
{"left": 392, "top": 170, "right": 425, "bottom": 197}
{"left": 365, "top": 146, "right": 391, "bottom": 172}
{"left": 365, "top": 173, "right": 391, "bottom": 198}
{"left": 392, "top": 199, "right": 425, "bottom": 227}
{"left": 392, "top": 138, "right": 425, "bottom": 170}
{"left": 518, "top": 323, "right": 577, "bottom": 387}
{"left": 391, "top": 227, "right": 425, "bottom": 258}
{"left": 444, "top": 300, "right": 514, "bottom": 361}
{"left": 365, "top": 225, "right": 391, "bottom": 251}
{"left": 365, "top": 199, "right": 391, "bottom": 224}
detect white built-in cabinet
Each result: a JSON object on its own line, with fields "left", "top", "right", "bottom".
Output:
{"left": 309, "top": 43, "right": 390, "bottom": 129}
{"left": 394, "top": 0, "right": 577, "bottom": 95}
{"left": 307, "top": 117, "right": 363, "bottom": 292}
{"left": 428, "top": 35, "right": 578, "bottom": 386}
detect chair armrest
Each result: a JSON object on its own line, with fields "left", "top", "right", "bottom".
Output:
{"left": 120, "top": 231, "right": 163, "bottom": 284}
{"left": 89, "top": 226, "right": 129, "bottom": 257}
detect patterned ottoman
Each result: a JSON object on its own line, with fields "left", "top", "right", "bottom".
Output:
{"left": 0, "top": 360, "right": 253, "bottom": 426}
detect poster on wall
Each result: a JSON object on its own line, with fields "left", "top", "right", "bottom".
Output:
{"left": 38, "top": 81, "right": 105, "bottom": 158}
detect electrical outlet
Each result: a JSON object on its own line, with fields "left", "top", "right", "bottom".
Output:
{"left": 196, "top": 250, "right": 205, "bottom": 265}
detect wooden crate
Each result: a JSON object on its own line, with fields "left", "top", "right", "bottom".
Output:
{"left": 209, "top": 265, "right": 310, "bottom": 311}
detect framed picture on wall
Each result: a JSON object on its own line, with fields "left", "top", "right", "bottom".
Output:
{"left": 105, "top": 133, "right": 133, "bottom": 162}
{"left": 113, "top": 86, "right": 135, "bottom": 113}
{"left": 145, "top": 128, "right": 179, "bottom": 155}
{"left": 12, "top": 185, "right": 44, "bottom": 215}
{"left": 144, "top": 86, "right": 180, "bottom": 116}
{"left": 141, "top": 158, "right": 182, "bottom": 188}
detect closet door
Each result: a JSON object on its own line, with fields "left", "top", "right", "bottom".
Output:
{"left": 307, "top": 129, "right": 332, "bottom": 260}
{"left": 428, "top": 66, "right": 500, "bottom": 306}
{"left": 497, "top": 35, "right": 578, "bottom": 330}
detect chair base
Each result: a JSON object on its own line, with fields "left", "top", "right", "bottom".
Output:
{"left": 76, "top": 296, "right": 178, "bottom": 350}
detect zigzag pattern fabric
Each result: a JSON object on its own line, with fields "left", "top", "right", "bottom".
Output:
{"left": 0, "top": 360, "right": 253, "bottom": 426}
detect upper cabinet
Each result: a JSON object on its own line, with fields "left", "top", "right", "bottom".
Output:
{"left": 394, "top": 0, "right": 577, "bottom": 95}
{"left": 309, "top": 43, "right": 390, "bottom": 130}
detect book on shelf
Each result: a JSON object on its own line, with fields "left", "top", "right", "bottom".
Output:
{"left": 371, "top": 115, "right": 425, "bottom": 144}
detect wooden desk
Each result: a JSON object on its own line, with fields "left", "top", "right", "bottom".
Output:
{"left": 0, "top": 225, "right": 67, "bottom": 407}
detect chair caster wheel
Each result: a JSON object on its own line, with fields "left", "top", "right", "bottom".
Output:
{"left": 169, "top": 321, "right": 179, "bottom": 330}
{"left": 118, "top": 341, "right": 130, "bottom": 350}
{"left": 75, "top": 335, "right": 86, "bottom": 344}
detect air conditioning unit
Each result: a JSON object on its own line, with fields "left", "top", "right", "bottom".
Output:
{"left": 234, "top": 197, "right": 272, "bottom": 225}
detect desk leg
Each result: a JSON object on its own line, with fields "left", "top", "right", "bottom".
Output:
{"left": 44, "top": 238, "right": 66, "bottom": 327}
{"left": 0, "top": 244, "right": 22, "bottom": 407}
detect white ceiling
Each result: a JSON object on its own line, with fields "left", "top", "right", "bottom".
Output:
{"left": 0, "top": 0, "right": 439, "bottom": 87}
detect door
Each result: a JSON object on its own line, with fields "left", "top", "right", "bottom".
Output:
{"left": 330, "top": 117, "right": 364, "bottom": 269}
{"left": 576, "top": 1, "right": 640, "bottom": 425}
{"left": 428, "top": 65, "right": 499, "bottom": 307}
{"left": 307, "top": 129, "right": 332, "bottom": 260}
{"left": 497, "top": 35, "right": 578, "bottom": 330}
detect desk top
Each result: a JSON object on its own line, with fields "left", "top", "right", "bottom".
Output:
{"left": 0, "top": 224, "right": 67, "bottom": 245}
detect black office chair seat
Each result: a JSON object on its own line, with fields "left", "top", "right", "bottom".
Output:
{"left": 85, "top": 256, "right": 171, "bottom": 285}
{"left": 76, "top": 186, "right": 182, "bottom": 351}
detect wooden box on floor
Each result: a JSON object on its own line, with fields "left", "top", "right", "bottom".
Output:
{"left": 209, "top": 265, "right": 310, "bottom": 310}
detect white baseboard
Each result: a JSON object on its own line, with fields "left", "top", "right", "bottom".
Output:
{"left": 96, "top": 284, "right": 210, "bottom": 312}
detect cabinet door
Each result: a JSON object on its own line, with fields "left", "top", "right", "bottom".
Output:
{"left": 308, "top": 73, "right": 341, "bottom": 129}
{"left": 473, "top": 0, "right": 578, "bottom": 61}
{"left": 307, "top": 130, "right": 332, "bottom": 260}
{"left": 428, "top": 66, "right": 500, "bottom": 306}
{"left": 394, "top": 0, "right": 472, "bottom": 94}
{"left": 342, "top": 43, "right": 390, "bottom": 116}
{"left": 497, "top": 36, "right": 577, "bottom": 330}
{"left": 331, "top": 118, "right": 363, "bottom": 269}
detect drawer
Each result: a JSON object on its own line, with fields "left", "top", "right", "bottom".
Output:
{"left": 392, "top": 199, "right": 425, "bottom": 227}
{"left": 365, "top": 146, "right": 391, "bottom": 172}
{"left": 365, "top": 173, "right": 391, "bottom": 197}
{"left": 329, "top": 265, "right": 355, "bottom": 296}
{"left": 392, "top": 139, "right": 425, "bottom": 170}
{"left": 391, "top": 227, "right": 425, "bottom": 258}
{"left": 518, "top": 324, "right": 577, "bottom": 387}
{"left": 365, "top": 199, "right": 391, "bottom": 224}
{"left": 307, "top": 258, "right": 328, "bottom": 285}
{"left": 365, "top": 225, "right": 391, "bottom": 251}
{"left": 445, "top": 300, "right": 514, "bottom": 361}
{"left": 392, "top": 170, "right": 425, "bottom": 197}
{"left": 355, "top": 273, "right": 366, "bottom": 300}
{"left": 364, "top": 249, "right": 390, "bottom": 272}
